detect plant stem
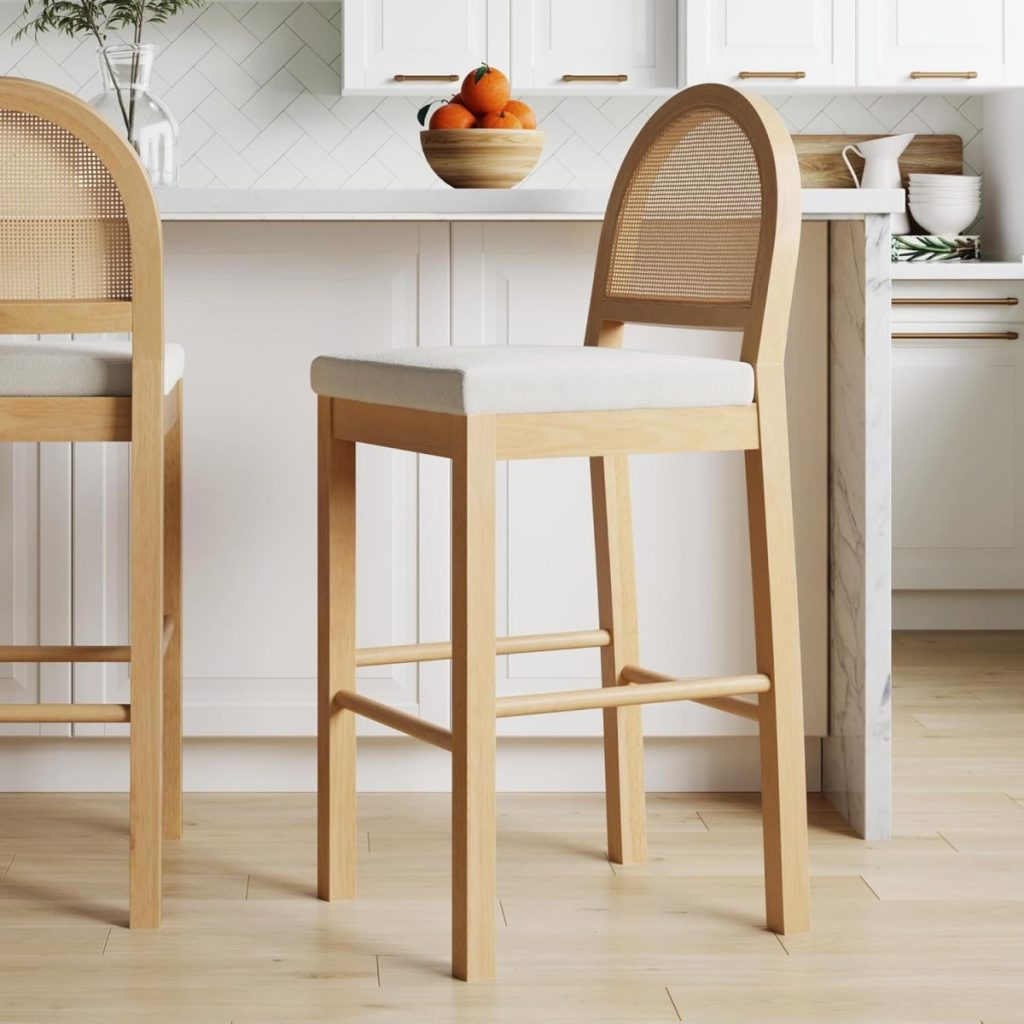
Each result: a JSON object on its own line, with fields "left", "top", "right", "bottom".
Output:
{"left": 97, "top": 32, "right": 131, "bottom": 137}
{"left": 127, "top": 12, "right": 143, "bottom": 143}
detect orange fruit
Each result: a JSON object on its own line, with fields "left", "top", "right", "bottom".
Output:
{"left": 502, "top": 100, "right": 536, "bottom": 130}
{"left": 428, "top": 102, "right": 477, "bottom": 130}
{"left": 475, "top": 110, "right": 522, "bottom": 129}
{"left": 460, "top": 63, "right": 511, "bottom": 115}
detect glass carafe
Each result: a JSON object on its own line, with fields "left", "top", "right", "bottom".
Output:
{"left": 91, "top": 44, "right": 178, "bottom": 187}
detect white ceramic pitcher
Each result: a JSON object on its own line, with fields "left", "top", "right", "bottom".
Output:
{"left": 842, "top": 133, "right": 915, "bottom": 233}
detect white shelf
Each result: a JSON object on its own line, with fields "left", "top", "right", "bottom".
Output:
{"left": 892, "top": 261, "right": 1024, "bottom": 280}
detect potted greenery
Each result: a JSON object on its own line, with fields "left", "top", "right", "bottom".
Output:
{"left": 15, "top": 0, "right": 206, "bottom": 185}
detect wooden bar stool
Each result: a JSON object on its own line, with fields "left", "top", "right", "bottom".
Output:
{"left": 0, "top": 78, "right": 182, "bottom": 927}
{"left": 312, "top": 83, "right": 810, "bottom": 981}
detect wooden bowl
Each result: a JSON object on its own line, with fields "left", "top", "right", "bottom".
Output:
{"left": 420, "top": 129, "right": 545, "bottom": 188}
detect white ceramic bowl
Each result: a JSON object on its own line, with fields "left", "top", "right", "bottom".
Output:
{"left": 910, "top": 190, "right": 981, "bottom": 201}
{"left": 909, "top": 199, "right": 981, "bottom": 235}
{"left": 909, "top": 188, "right": 981, "bottom": 199}
{"left": 909, "top": 173, "right": 981, "bottom": 184}
{"left": 909, "top": 183, "right": 981, "bottom": 193}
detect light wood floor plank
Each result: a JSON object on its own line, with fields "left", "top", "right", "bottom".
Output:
{"left": 0, "top": 631, "right": 1021, "bottom": 1019}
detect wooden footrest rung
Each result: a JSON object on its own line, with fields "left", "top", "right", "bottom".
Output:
{"left": 355, "top": 628, "right": 610, "bottom": 668}
{"left": 0, "top": 645, "right": 130, "bottom": 663}
{"left": 621, "top": 665, "right": 764, "bottom": 721}
{"left": 495, "top": 672, "right": 769, "bottom": 719}
{"left": 0, "top": 703, "right": 130, "bottom": 724}
{"left": 335, "top": 691, "right": 453, "bottom": 751}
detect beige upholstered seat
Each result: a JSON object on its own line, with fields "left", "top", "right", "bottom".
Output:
{"left": 0, "top": 339, "right": 185, "bottom": 396}
{"left": 310, "top": 345, "right": 754, "bottom": 415}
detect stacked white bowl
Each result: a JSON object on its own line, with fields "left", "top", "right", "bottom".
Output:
{"left": 908, "top": 174, "right": 981, "bottom": 236}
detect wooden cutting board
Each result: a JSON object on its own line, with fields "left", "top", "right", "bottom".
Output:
{"left": 793, "top": 134, "right": 964, "bottom": 188}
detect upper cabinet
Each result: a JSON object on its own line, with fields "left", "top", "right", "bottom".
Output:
{"left": 342, "top": 0, "right": 1024, "bottom": 93}
{"left": 685, "top": 0, "right": 856, "bottom": 88}
{"left": 344, "top": 0, "right": 510, "bottom": 91}
{"left": 511, "top": 0, "right": 677, "bottom": 90}
{"left": 858, "top": 0, "right": 1024, "bottom": 88}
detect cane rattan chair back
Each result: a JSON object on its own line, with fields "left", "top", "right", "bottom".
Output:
{"left": 0, "top": 106, "right": 132, "bottom": 302}
{"left": 0, "top": 77, "right": 162, "bottom": 360}
{"left": 586, "top": 83, "right": 802, "bottom": 367}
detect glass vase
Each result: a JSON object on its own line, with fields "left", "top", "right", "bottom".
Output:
{"left": 90, "top": 44, "right": 178, "bottom": 188}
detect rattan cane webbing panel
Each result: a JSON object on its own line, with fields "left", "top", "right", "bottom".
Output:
{"left": 607, "top": 106, "right": 762, "bottom": 306}
{"left": 0, "top": 109, "right": 131, "bottom": 301}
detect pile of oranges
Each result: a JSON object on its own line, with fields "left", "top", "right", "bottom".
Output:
{"left": 417, "top": 64, "right": 537, "bottom": 131}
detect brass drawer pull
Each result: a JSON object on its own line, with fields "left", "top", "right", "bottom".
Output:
{"left": 737, "top": 71, "right": 807, "bottom": 79}
{"left": 393, "top": 74, "right": 459, "bottom": 82}
{"left": 893, "top": 331, "right": 1019, "bottom": 341}
{"left": 893, "top": 297, "right": 1019, "bottom": 307}
{"left": 561, "top": 74, "right": 628, "bottom": 83}
{"left": 909, "top": 71, "right": 978, "bottom": 80}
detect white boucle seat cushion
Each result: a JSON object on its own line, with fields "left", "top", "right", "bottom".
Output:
{"left": 0, "top": 340, "right": 184, "bottom": 397}
{"left": 311, "top": 345, "right": 754, "bottom": 415}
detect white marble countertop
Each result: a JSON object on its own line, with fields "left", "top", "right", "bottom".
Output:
{"left": 156, "top": 188, "right": 905, "bottom": 222}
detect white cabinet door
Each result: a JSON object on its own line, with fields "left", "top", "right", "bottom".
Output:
{"left": 858, "top": 0, "right": 1024, "bottom": 87}
{"left": 344, "top": 0, "right": 510, "bottom": 90}
{"left": 435, "top": 222, "right": 827, "bottom": 740}
{"left": 892, "top": 316, "right": 1024, "bottom": 589}
{"left": 511, "top": 0, "right": 677, "bottom": 90}
{"left": 1, "top": 410, "right": 74, "bottom": 737}
{"left": 163, "top": 222, "right": 450, "bottom": 736}
{"left": 686, "top": 0, "right": 856, "bottom": 87}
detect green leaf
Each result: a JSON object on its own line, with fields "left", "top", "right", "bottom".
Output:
{"left": 14, "top": 0, "right": 207, "bottom": 45}
{"left": 474, "top": 62, "right": 489, "bottom": 83}
{"left": 417, "top": 99, "right": 449, "bottom": 126}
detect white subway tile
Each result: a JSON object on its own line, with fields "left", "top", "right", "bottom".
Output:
{"left": 241, "top": 67, "right": 304, "bottom": 129}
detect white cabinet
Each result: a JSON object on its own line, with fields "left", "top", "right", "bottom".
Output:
{"left": 892, "top": 280, "right": 1024, "bottom": 588}
{"left": 343, "top": 0, "right": 509, "bottom": 91}
{"left": 685, "top": 0, "right": 856, "bottom": 88}
{"left": 0, "top": 393, "right": 127, "bottom": 740}
{"left": 858, "top": 0, "right": 1024, "bottom": 87}
{"left": 164, "top": 222, "right": 450, "bottom": 735}
{"left": 6, "top": 222, "right": 827, "bottom": 742}
{"left": 511, "top": 0, "right": 677, "bottom": 90}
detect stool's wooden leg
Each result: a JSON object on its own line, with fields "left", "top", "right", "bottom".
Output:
{"left": 129, "top": 363, "right": 164, "bottom": 929}
{"left": 318, "top": 398, "right": 358, "bottom": 901}
{"left": 162, "top": 381, "right": 183, "bottom": 842}
{"left": 451, "top": 416, "right": 497, "bottom": 982}
{"left": 590, "top": 455, "right": 647, "bottom": 865}
{"left": 745, "top": 368, "right": 810, "bottom": 935}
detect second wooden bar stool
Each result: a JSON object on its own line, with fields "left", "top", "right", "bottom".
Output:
{"left": 312, "top": 83, "right": 811, "bottom": 981}
{"left": 0, "top": 78, "right": 183, "bottom": 927}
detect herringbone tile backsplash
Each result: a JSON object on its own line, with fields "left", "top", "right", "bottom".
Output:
{"left": 0, "top": 1, "right": 984, "bottom": 189}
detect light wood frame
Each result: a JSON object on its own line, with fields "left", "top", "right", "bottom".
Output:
{"left": 0, "top": 78, "right": 183, "bottom": 927}
{"left": 317, "top": 84, "right": 810, "bottom": 981}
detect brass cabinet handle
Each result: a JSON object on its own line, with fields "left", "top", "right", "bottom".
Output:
{"left": 893, "top": 331, "right": 1019, "bottom": 340}
{"left": 393, "top": 74, "right": 459, "bottom": 82}
{"left": 893, "top": 297, "right": 1019, "bottom": 307}
{"left": 737, "top": 71, "right": 807, "bottom": 79}
{"left": 909, "top": 71, "right": 978, "bottom": 79}
{"left": 561, "top": 74, "right": 628, "bottom": 82}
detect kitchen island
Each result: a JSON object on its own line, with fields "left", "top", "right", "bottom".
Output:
{"left": 3, "top": 188, "right": 900, "bottom": 841}
{"left": 164, "top": 187, "right": 899, "bottom": 839}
